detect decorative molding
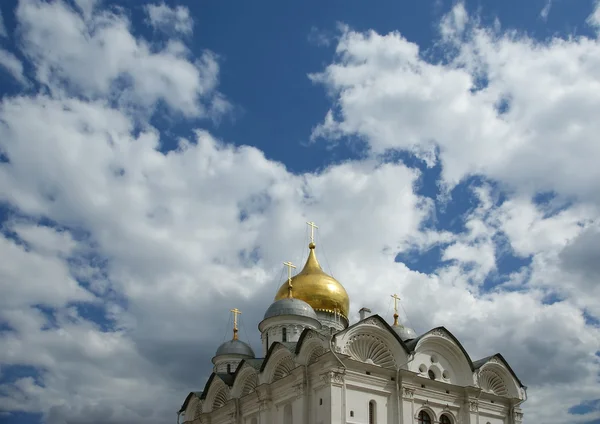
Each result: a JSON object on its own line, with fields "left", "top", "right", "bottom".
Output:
{"left": 293, "top": 383, "right": 305, "bottom": 398}
{"left": 430, "top": 329, "right": 450, "bottom": 339}
{"left": 364, "top": 318, "right": 385, "bottom": 329}
{"left": 479, "top": 369, "right": 509, "bottom": 397}
{"left": 343, "top": 333, "right": 396, "bottom": 368}
{"left": 403, "top": 387, "right": 415, "bottom": 399}
{"left": 469, "top": 400, "right": 479, "bottom": 412}
{"left": 321, "top": 371, "right": 344, "bottom": 386}
{"left": 514, "top": 411, "right": 524, "bottom": 424}
{"left": 488, "top": 357, "right": 501, "bottom": 364}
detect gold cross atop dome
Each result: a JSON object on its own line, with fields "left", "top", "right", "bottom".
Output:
{"left": 230, "top": 308, "right": 241, "bottom": 340}
{"left": 274, "top": 223, "right": 350, "bottom": 319}
{"left": 283, "top": 261, "right": 297, "bottom": 298}
{"left": 391, "top": 294, "right": 401, "bottom": 326}
{"left": 306, "top": 221, "right": 318, "bottom": 246}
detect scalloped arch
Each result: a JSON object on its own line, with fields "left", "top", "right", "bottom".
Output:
{"left": 308, "top": 345, "right": 326, "bottom": 364}
{"left": 241, "top": 373, "right": 258, "bottom": 396}
{"left": 343, "top": 333, "right": 396, "bottom": 368}
{"left": 213, "top": 386, "right": 229, "bottom": 410}
{"left": 479, "top": 368, "right": 508, "bottom": 396}
{"left": 273, "top": 355, "right": 296, "bottom": 381}
{"left": 185, "top": 396, "right": 200, "bottom": 422}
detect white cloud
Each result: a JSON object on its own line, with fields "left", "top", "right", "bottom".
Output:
{"left": 145, "top": 3, "right": 193, "bottom": 35}
{"left": 540, "top": 0, "right": 552, "bottom": 22}
{"left": 1, "top": 1, "right": 600, "bottom": 424}
{"left": 588, "top": 1, "right": 600, "bottom": 30}
{"left": 0, "top": 49, "right": 27, "bottom": 85}
{"left": 311, "top": 4, "right": 600, "bottom": 203}
{"left": 16, "top": 0, "right": 226, "bottom": 118}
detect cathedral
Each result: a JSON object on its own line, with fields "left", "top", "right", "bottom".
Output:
{"left": 178, "top": 224, "right": 527, "bottom": 424}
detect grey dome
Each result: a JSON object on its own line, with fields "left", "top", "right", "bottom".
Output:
{"left": 394, "top": 324, "right": 417, "bottom": 341}
{"left": 215, "top": 339, "right": 255, "bottom": 357}
{"left": 263, "top": 298, "right": 318, "bottom": 320}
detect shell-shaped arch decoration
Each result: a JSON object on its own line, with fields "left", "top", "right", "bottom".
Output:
{"left": 185, "top": 396, "right": 202, "bottom": 422}
{"left": 273, "top": 355, "right": 296, "bottom": 381}
{"left": 241, "top": 373, "right": 258, "bottom": 397}
{"left": 308, "top": 346, "right": 326, "bottom": 365}
{"left": 212, "top": 386, "right": 229, "bottom": 410}
{"left": 343, "top": 333, "right": 396, "bottom": 368}
{"left": 479, "top": 368, "right": 509, "bottom": 396}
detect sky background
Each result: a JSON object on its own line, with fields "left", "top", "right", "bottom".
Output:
{"left": 1, "top": 0, "right": 600, "bottom": 423}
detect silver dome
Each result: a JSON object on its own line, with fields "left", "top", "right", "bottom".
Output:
{"left": 394, "top": 324, "right": 417, "bottom": 341}
{"left": 263, "top": 298, "right": 318, "bottom": 320}
{"left": 215, "top": 339, "right": 255, "bottom": 357}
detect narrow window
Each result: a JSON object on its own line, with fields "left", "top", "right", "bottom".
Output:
{"left": 266, "top": 333, "right": 269, "bottom": 348}
{"left": 428, "top": 370, "right": 435, "bottom": 380}
{"left": 440, "top": 415, "right": 452, "bottom": 424}
{"left": 350, "top": 411, "right": 354, "bottom": 417}
{"left": 368, "top": 400, "right": 376, "bottom": 424}
{"left": 282, "top": 327, "right": 287, "bottom": 342}
{"left": 227, "top": 364, "right": 231, "bottom": 373}
{"left": 418, "top": 411, "right": 432, "bottom": 424}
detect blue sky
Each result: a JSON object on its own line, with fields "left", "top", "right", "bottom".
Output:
{"left": 1, "top": 0, "right": 600, "bottom": 423}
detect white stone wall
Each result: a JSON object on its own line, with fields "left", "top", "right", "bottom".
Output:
{"left": 186, "top": 319, "right": 525, "bottom": 424}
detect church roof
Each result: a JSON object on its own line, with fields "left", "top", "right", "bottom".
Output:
{"left": 259, "top": 341, "right": 298, "bottom": 372}
{"left": 403, "top": 326, "right": 475, "bottom": 371}
{"left": 263, "top": 297, "right": 318, "bottom": 320}
{"left": 334, "top": 314, "right": 411, "bottom": 353}
{"left": 178, "top": 391, "right": 203, "bottom": 413}
{"left": 473, "top": 353, "right": 525, "bottom": 388}
{"left": 214, "top": 339, "right": 255, "bottom": 358}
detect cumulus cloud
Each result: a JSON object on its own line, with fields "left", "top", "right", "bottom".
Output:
{"left": 145, "top": 3, "right": 193, "bottom": 35}
{"left": 311, "top": 6, "right": 600, "bottom": 203}
{"left": 1, "top": 1, "right": 600, "bottom": 424}
{"left": 16, "top": 0, "right": 226, "bottom": 118}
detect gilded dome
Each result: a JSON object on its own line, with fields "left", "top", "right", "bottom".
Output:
{"left": 274, "top": 242, "right": 350, "bottom": 319}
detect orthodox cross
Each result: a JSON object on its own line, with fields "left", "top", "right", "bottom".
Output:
{"left": 391, "top": 294, "right": 401, "bottom": 326}
{"left": 230, "top": 308, "right": 241, "bottom": 340}
{"left": 283, "top": 261, "right": 297, "bottom": 297}
{"left": 306, "top": 221, "right": 319, "bottom": 244}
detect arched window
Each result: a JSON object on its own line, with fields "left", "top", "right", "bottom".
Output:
{"left": 282, "top": 327, "right": 287, "bottom": 342}
{"left": 440, "top": 414, "right": 452, "bottom": 424}
{"left": 418, "top": 410, "right": 432, "bottom": 424}
{"left": 368, "top": 400, "right": 376, "bottom": 424}
{"left": 283, "top": 403, "right": 293, "bottom": 424}
{"left": 428, "top": 370, "right": 436, "bottom": 380}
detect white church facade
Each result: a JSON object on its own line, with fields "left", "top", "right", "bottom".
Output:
{"left": 178, "top": 225, "right": 527, "bottom": 424}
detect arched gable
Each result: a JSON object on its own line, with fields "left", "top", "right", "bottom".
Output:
{"left": 334, "top": 315, "right": 409, "bottom": 369}
{"left": 230, "top": 363, "right": 259, "bottom": 398}
{"left": 184, "top": 395, "right": 202, "bottom": 422}
{"left": 259, "top": 342, "right": 299, "bottom": 384}
{"left": 295, "top": 328, "right": 329, "bottom": 365}
{"left": 203, "top": 375, "right": 232, "bottom": 413}
{"left": 475, "top": 355, "right": 523, "bottom": 399}
{"left": 409, "top": 327, "right": 473, "bottom": 386}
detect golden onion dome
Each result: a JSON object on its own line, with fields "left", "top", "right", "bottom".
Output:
{"left": 274, "top": 242, "right": 350, "bottom": 319}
